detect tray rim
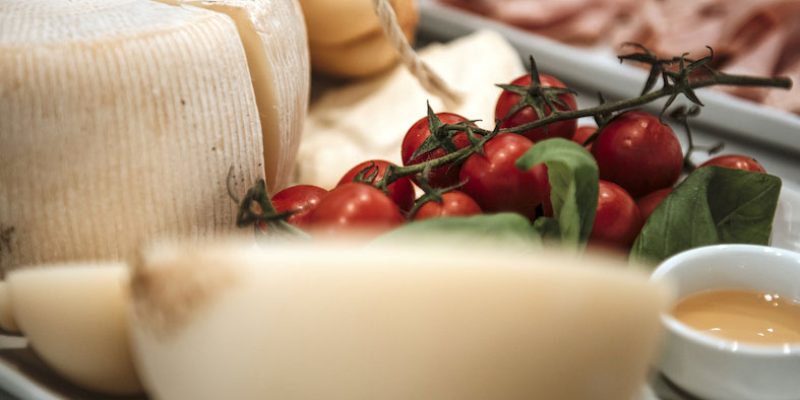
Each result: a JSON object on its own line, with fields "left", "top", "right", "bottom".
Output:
{"left": 418, "top": 0, "right": 800, "bottom": 155}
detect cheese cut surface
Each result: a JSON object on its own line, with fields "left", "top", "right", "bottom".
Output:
{"left": 130, "top": 242, "right": 669, "bottom": 400}
{"left": 163, "top": 0, "right": 310, "bottom": 190}
{"left": 297, "top": 30, "right": 525, "bottom": 188}
{"left": 0, "top": 0, "right": 267, "bottom": 270}
{"left": 9, "top": 264, "right": 140, "bottom": 394}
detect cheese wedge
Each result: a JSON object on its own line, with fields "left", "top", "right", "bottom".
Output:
{"left": 8, "top": 264, "right": 140, "bottom": 395}
{"left": 159, "top": 0, "right": 310, "bottom": 190}
{"left": 129, "top": 241, "right": 669, "bottom": 400}
{"left": 0, "top": 0, "right": 309, "bottom": 270}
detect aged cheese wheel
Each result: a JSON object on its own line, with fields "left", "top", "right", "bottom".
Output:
{"left": 161, "top": 0, "right": 310, "bottom": 190}
{"left": 0, "top": 0, "right": 309, "bottom": 270}
{"left": 129, "top": 241, "right": 669, "bottom": 400}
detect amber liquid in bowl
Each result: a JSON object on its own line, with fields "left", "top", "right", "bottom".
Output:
{"left": 671, "top": 289, "right": 800, "bottom": 345}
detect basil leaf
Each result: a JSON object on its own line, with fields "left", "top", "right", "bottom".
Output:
{"left": 373, "top": 213, "right": 540, "bottom": 247}
{"left": 631, "top": 166, "right": 781, "bottom": 264}
{"left": 515, "top": 138, "right": 598, "bottom": 247}
{"left": 532, "top": 217, "right": 560, "bottom": 241}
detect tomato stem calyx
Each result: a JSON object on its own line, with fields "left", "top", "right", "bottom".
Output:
{"left": 670, "top": 105, "right": 724, "bottom": 171}
{"left": 234, "top": 45, "right": 791, "bottom": 235}
{"left": 232, "top": 177, "right": 305, "bottom": 238}
{"left": 376, "top": 46, "right": 789, "bottom": 188}
{"left": 407, "top": 177, "right": 467, "bottom": 219}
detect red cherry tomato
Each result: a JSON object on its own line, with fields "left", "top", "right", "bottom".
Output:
{"left": 459, "top": 134, "right": 549, "bottom": 219}
{"left": 307, "top": 183, "right": 404, "bottom": 237}
{"left": 590, "top": 180, "right": 643, "bottom": 249}
{"left": 338, "top": 159, "right": 415, "bottom": 212}
{"left": 271, "top": 185, "right": 327, "bottom": 229}
{"left": 572, "top": 126, "right": 596, "bottom": 150}
{"left": 636, "top": 187, "right": 672, "bottom": 221}
{"left": 591, "top": 111, "right": 683, "bottom": 197}
{"left": 700, "top": 154, "right": 766, "bottom": 173}
{"left": 413, "top": 191, "right": 482, "bottom": 220}
{"left": 495, "top": 74, "right": 577, "bottom": 142}
{"left": 401, "top": 112, "right": 474, "bottom": 188}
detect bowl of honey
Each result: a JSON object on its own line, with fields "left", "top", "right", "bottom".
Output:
{"left": 652, "top": 244, "right": 800, "bottom": 400}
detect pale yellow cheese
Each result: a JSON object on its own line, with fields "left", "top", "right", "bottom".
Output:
{"left": 8, "top": 264, "right": 140, "bottom": 395}
{"left": 129, "top": 241, "right": 669, "bottom": 400}
{"left": 0, "top": 0, "right": 309, "bottom": 270}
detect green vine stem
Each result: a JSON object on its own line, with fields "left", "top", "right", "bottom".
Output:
{"left": 379, "top": 72, "right": 790, "bottom": 187}
{"left": 405, "top": 177, "right": 467, "bottom": 219}
{"left": 503, "top": 74, "right": 790, "bottom": 134}
{"left": 235, "top": 45, "right": 792, "bottom": 232}
{"left": 228, "top": 167, "right": 305, "bottom": 237}
{"left": 669, "top": 105, "right": 724, "bottom": 171}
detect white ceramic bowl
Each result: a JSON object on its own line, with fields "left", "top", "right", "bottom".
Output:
{"left": 651, "top": 244, "right": 800, "bottom": 400}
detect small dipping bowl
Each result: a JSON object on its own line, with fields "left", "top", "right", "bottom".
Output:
{"left": 651, "top": 244, "right": 800, "bottom": 400}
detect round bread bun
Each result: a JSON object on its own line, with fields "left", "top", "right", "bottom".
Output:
{"left": 300, "top": 0, "right": 417, "bottom": 46}
{"left": 309, "top": 21, "right": 416, "bottom": 78}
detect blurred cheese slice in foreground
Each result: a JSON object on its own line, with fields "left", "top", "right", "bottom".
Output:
{"left": 130, "top": 241, "right": 669, "bottom": 400}
{"left": 0, "top": 0, "right": 309, "bottom": 270}
{"left": 8, "top": 263, "right": 140, "bottom": 395}
{"left": 0, "top": 281, "right": 18, "bottom": 333}
{"left": 297, "top": 30, "right": 525, "bottom": 188}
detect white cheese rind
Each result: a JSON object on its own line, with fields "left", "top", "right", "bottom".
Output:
{"left": 0, "top": 0, "right": 265, "bottom": 269}
{"left": 167, "top": 0, "right": 311, "bottom": 190}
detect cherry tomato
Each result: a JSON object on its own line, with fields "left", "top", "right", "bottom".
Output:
{"left": 495, "top": 73, "right": 577, "bottom": 142}
{"left": 636, "top": 187, "right": 672, "bottom": 222}
{"left": 401, "top": 112, "right": 474, "bottom": 188}
{"left": 572, "top": 126, "right": 596, "bottom": 150}
{"left": 271, "top": 185, "right": 327, "bottom": 229}
{"left": 590, "top": 180, "right": 643, "bottom": 249}
{"left": 459, "top": 134, "right": 549, "bottom": 219}
{"left": 307, "top": 183, "right": 404, "bottom": 237}
{"left": 591, "top": 111, "right": 683, "bottom": 197}
{"left": 700, "top": 154, "right": 766, "bottom": 173}
{"left": 413, "top": 191, "right": 482, "bottom": 220}
{"left": 338, "top": 159, "right": 415, "bottom": 212}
